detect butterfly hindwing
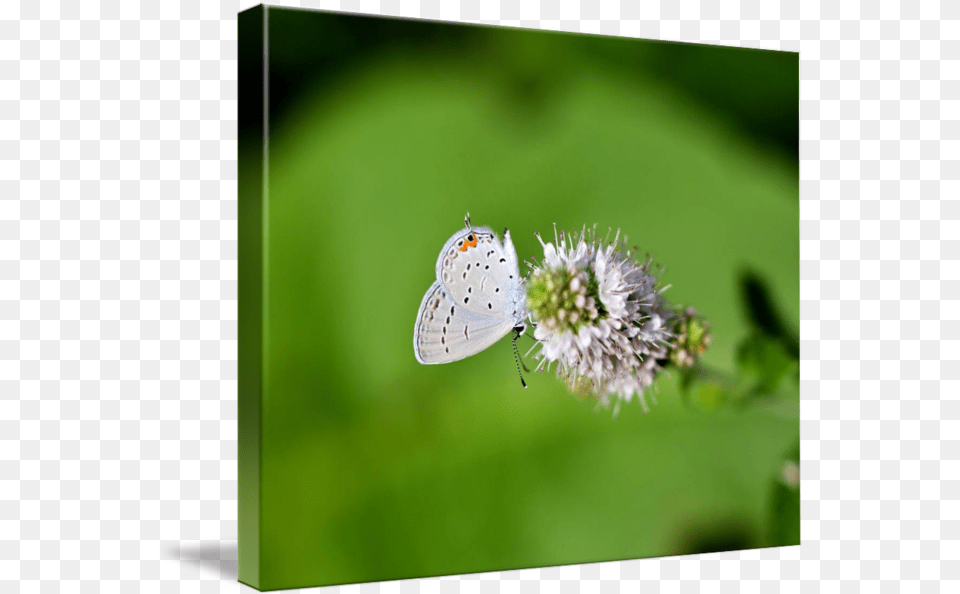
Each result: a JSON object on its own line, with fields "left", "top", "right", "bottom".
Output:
{"left": 414, "top": 281, "right": 515, "bottom": 365}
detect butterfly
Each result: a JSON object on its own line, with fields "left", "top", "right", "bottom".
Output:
{"left": 414, "top": 214, "right": 529, "bottom": 383}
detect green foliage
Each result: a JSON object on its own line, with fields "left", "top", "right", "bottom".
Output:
{"left": 736, "top": 332, "right": 798, "bottom": 399}
{"left": 675, "top": 270, "right": 800, "bottom": 551}
{"left": 739, "top": 268, "right": 800, "bottom": 359}
{"left": 768, "top": 441, "right": 801, "bottom": 547}
{"left": 678, "top": 268, "right": 799, "bottom": 408}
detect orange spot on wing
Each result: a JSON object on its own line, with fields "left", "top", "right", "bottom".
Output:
{"left": 459, "top": 234, "right": 478, "bottom": 252}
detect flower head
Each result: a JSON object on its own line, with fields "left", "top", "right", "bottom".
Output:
{"left": 670, "top": 307, "right": 712, "bottom": 369}
{"left": 526, "top": 225, "right": 677, "bottom": 410}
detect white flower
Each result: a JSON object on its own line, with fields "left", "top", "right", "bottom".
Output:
{"left": 526, "top": 225, "right": 677, "bottom": 409}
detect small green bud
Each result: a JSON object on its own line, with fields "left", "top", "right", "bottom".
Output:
{"left": 669, "top": 307, "right": 711, "bottom": 368}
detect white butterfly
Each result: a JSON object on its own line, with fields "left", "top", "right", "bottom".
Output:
{"left": 414, "top": 215, "right": 528, "bottom": 370}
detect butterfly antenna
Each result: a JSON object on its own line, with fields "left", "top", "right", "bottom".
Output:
{"left": 464, "top": 212, "right": 471, "bottom": 229}
{"left": 512, "top": 329, "right": 528, "bottom": 388}
{"left": 518, "top": 342, "right": 530, "bottom": 372}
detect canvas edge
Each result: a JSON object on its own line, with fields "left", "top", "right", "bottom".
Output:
{"left": 237, "top": 3, "right": 265, "bottom": 590}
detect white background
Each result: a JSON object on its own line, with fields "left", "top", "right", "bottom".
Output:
{"left": 4, "top": 0, "right": 952, "bottom": 592}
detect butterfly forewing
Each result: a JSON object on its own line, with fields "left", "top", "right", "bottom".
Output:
{"left": 414, "top": 281, "right": 515, "bottom": 365}
{"left": 434, "top": 226, "right": 522, "bottom": 319}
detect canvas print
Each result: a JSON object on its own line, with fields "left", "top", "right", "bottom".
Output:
{"left": 239, "top": 6, "right": 799, "bottom": 591}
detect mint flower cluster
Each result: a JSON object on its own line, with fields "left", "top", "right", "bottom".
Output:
{"left": 525, "top": 226, "right": 710, "bottom": 410}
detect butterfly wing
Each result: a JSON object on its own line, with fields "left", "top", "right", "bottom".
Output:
{"left": 434, "top": 225, "right": 524, "bottom": 323}
{"left": 414, "top": 281, "right": 515, "bottom": 365}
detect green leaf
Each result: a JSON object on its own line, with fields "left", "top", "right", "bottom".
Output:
{"left": 736, "top": 332, "right": 797, "bottom": 398}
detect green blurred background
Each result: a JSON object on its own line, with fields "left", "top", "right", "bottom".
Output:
{"left": 241, "top": 7, "right": 798, "bottom": 590}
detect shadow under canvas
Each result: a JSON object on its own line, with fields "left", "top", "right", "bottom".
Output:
{"left": 166, "top": 541, "right": 239, "bottom": 581}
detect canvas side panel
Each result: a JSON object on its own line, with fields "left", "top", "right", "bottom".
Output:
{"left": 237, "top": 4, "right": 265, "bottom": 590}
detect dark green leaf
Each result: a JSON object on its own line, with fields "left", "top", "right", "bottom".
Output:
{"left": 738, "top": 269, "right": 799, "bottom": 359}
